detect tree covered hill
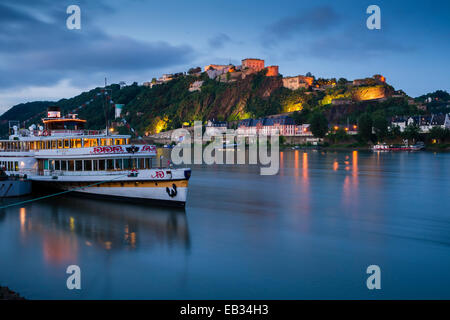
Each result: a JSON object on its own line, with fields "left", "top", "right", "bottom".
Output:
{"left": 1, "top": 70, "right": 444, "bottom": 138}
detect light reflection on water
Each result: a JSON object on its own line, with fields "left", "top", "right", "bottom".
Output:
{"left": 0, "top": 150, "right": 450, "bottom": 299}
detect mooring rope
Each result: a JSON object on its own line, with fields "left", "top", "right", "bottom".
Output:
{"left": 0, "top": 174, "right": 129, "bottom": 210}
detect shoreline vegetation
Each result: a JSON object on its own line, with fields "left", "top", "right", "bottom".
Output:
{"left": 0, "top": 286, "right": 25, "bottom": 300}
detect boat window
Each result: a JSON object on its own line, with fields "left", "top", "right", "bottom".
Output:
{"left": 84, "top": 160, "right": 92, "bottom": 171}
{"left": 139, "top": 158, "right": 145, "bottom": 169}
{"left": 99, "top": 159, "right": 105, "bottom": 170}
{"left": 100, "top": 138, "right": 113, "bottom": 146}
{"left": 93, "top": 160, "right": 98, "bottom": 171}
{"left": 57, "top": 140, "right": 63, "bottom": 149}
{"left": 145, "top": 158, "right": 152, "bottom": 169}
{"left": 61, "top": 161, "right": 67, "bottom": 171}
{"left": 115, "top": 158, "right": 122, "bottom": 170}
{"left": 123, "top": 158, "right": 132, "bottom": 170}
{"left": 55, "top": 160, "right": 60, "bottom": 170}
{"left": 44, "top": 160, "right": 49, "bottom": 170}
{"left": 49, "top": 160, "right": 55, "bottom": 171}
{"left": 75, "top": 160, "right": 82, "bottom": 171}
{"left": 15, "top": 161, "right": 19, "bottom": 171}
{"left": 51, "top": 140, "right": 56, "bottom": 149}
{"left": 68, "top": 160, "right": 74, "bottom": 171}
{"left": 107, "top": 159, "right": 114, "bottom": 170}
{"left": 73, "top": 139, "right": 82, "bottom": 148}
{"left": 64, "top": 139, "right": 70, "bottom": 148}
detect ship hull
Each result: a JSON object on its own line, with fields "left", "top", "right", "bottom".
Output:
{"left": 32, "top": 179, "right": 189, "bottom": 207}
{"left": 30, "top": 167, "right": 191, "bottom": 207}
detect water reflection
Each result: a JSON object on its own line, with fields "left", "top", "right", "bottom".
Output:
{"left": 12, "top": 195, "right": 190, "bottom": 261}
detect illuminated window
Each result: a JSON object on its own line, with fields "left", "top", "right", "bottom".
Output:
{"left": 57, "top": 140, "right": 63, "bottom": 149}
{"left": 64, "top": 139, "right": 70, "bottom": 148}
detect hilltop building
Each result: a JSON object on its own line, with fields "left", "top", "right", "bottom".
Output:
{"left": 353, "top": 74, "right": 387, "bottom": 86}
{"left": 242, "top": 58, "right": 265, "bottom": 72}
{"left": 266, "top": 65, "right": 279, "bottom": 77}
{"left": 282, "top": 75, "right": 314, "bottom": 90}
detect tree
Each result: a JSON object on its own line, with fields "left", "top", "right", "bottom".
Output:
{"left": 388, "top": 125, "right": 401, "bottom": 139}
{"left": 309, "top": 113, "right": 329, "bottom": 138}
{"left": 358, "top": 113, "right": 373, "bottom": 142}
{"left": 372, "top": 114, "right": 389, "bottom": 140}
{"left": 337, "top": 78, "right": 348, "bottom": 86}
{"left": 292, "top": 108, "right": 311, "bottom": 125}
{"left": 402, "top": 124, "right": 421, "bottom": 143}
{"left": 428, "top": 126, "right": 449, "bottom": 143}
{"left": 188, "top": 67, "right": 201, "bottom": 75}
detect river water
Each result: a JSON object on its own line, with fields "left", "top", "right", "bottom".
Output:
{"left": 0, "top": 150, "right": 449, "bottom": 299}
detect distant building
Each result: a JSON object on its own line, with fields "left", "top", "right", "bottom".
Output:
{"left": 390, "top": 114, "right": 450, "bottom": 132}
{"left": 237, "top": 116, "right": 297, "bottom": 136}
{"left": 282, "top": 75, "right": 314, "bottom": 90}
{"left": 353, "top": 74, "right": 386, "bottom": 86}
{"left": 115, "top": 104, "right": 124, "bottom": 118}
{"left": 373, "top": 74, "right": 386, "bottom": 83}
{"left": 265, "top": 65, "right": 279, "bottom": 77}
{"left": 161, "top": 74, "right": 173, "bottom": 82}
{"left": 188, "top": 80, "right": 204, "bottom": 92}
{"left": 204, "top": 64, "right": 234, "bottom": 72}
{"left": 242, "top": 58, "right": 265, "bottom": 72}
{"left": 205, "top": 120, "right": 228, "bottom": 136}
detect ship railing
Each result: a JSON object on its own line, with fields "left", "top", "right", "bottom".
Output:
{"left": 32, "top": 129, "right": 107, "bottom": 137}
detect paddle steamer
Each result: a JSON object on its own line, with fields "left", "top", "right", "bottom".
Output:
{"left": 0, "top": 107, "right": 190, "bottom": 206}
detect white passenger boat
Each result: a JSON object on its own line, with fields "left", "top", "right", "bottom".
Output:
{"left": 0, "top": 107, "right": 191, "bottom": 207}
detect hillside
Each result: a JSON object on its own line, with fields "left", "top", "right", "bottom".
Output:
{"left": 0, "top": 70, "right": 436, "bottom": 138}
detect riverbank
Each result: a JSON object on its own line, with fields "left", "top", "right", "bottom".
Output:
{"left": 0, "top": 286, "right": 25, "bottom": 300}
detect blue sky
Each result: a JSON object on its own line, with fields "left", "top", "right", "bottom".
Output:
{"left": 0, "top": 0, "right": 449, "bottom": 113}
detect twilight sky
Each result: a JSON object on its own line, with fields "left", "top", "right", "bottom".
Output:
{"left": 0, "top": 0, "right": 449, "bottom": 114}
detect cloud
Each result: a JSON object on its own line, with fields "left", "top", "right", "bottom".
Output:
{"left": 0, "top": 79, "right": 89, "bottom": 114}
{"left": 0, "top": 1, "right": 195, "bottom": 105}
{"left": 208, "top": 33, "right": 232, "bottom": 49}
{"left": 261, "top": 5, "right": 414, "bottom": 60}
{"left": 263, "top": 6, "right": 341, "bottom": 43}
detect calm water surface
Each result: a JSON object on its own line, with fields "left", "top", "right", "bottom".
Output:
{"left": 0, "top": 150, "right": 449, "bottom": 299}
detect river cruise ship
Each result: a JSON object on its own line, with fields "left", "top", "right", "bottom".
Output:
{"left": 0, "top": 108, "right": 190, "bottom": 206}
